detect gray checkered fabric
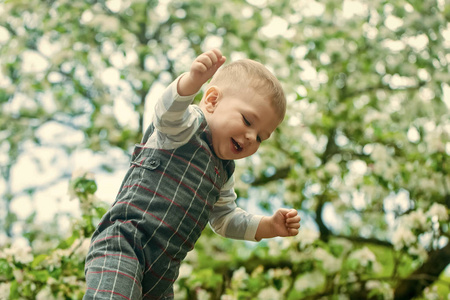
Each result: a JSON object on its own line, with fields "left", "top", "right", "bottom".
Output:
{"left": 84, "top": 117, "right": 234, "bottom": 299}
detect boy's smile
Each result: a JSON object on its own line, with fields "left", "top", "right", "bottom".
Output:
{"left": 201, "top": 87, "right": 281, "bottom": 160}
{"left": 231, "top": 138, "right": 243, "bottom": 153}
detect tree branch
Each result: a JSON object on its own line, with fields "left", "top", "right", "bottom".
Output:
{"left": 250, "top": 166, "right": 291, "bottom": 186}
{"left": 394, "top": 241, "right": 450, "bottom": 300}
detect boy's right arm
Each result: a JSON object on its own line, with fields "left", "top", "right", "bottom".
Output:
{"left": 150, "top": 49, "right": 225, "bottom": 145}
{"left": 177, "top": 49, "right": 226, "bottom": 96}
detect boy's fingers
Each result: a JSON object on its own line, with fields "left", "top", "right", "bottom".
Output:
{"left": 286, "top": 222, "right": 300, "bottom": 229}
{"left": 210, "top": 48, "right": 223, "bottom": 61}
{"left": 195, "top": 50, "right": 225, "bottom": 72}
{"left": 286, "top": 213, "right": 300, "bottom": 222}
{"left": 196, "top": 54, "right": 213, "bottom": 69}
{"left": 286, "top": 215, "right": 301, "bottom": 230}
{"left": 206, "top": 50, "right": 219, "bottom": 65}
{"left": 289, "top": 228, "right": 299, "bottom": 236}
{"left": 287, "top": 215, "right": 301, "bottom": 222}
{"left": 286, "top": 209, "right": 298, "bottom": 218}
{"left": 208, "top": 49, "right": 226, "bottom": 70}
{"left": 217, "top": 56, "right": 226, "bottom": 68}
{"left": 200, "top": 50, "right": 220, "bottom": 69}
{"left": 286, "top": 221, "right": 300, "bottom": 228}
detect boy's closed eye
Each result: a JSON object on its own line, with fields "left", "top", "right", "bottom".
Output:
{"left": 242, "top": 114, "right": 262, "bottom": 143}
{"left": 242, "top": 114, "right": 251, "bottom": 126}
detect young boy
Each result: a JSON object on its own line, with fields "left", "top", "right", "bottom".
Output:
{"left": 84, "top": 49, "right": 301, "bottom": 299}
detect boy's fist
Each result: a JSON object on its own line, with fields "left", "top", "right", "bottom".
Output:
{"left": 272, "top": 208, "right": 301, "bottom": 237}
{"left": 177, "top": 49, "right": 226, "bottom": 96}
{"left": 190, "top": 49, "right": 226, "bottom": 85}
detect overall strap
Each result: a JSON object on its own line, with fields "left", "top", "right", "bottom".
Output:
{"left": 141, "top": 122, "right": 155, "bottom": 144}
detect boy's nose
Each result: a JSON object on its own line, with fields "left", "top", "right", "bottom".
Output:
{"left": 245, "top": 131, "right": 257, "bottom": 143}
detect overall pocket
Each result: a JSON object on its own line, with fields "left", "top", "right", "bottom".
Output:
{"left": 131, "top": 158, "right": 160, "bottom": 171}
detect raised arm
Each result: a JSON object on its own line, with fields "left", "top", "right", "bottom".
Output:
{"left": 177, "top": 49, "right": 226, "bottom": 96}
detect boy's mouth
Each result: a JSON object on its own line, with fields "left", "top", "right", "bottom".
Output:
{"left": 231, "top": 138, "right": 243, "bottom": 153}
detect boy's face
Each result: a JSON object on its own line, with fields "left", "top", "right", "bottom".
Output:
{"left": 201, "top": 87, "right": 281, "bottom": 160}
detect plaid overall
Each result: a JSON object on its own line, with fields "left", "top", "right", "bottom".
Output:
{"left": 84, "top": 118, "right": 235, "bottom": 299}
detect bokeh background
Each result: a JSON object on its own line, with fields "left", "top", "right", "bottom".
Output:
{"left": 0, "top": 0, "right": 449, "bottom": 299}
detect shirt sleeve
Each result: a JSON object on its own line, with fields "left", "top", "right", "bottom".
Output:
{"left": 209, "top": 175, "right": 263, "bottom": 242}
{"left": 148, "top": 73, "right": 201, "bottom": 148}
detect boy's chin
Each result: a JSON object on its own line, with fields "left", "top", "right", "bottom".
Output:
{"left": 217, "top": 153, "right": 237, "bottom": 160}
{"left": 222, "top": 154, "right": 248, "bottom": 160}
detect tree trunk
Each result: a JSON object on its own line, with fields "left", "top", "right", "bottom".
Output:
{"left": 394, "top": 242, "right": 450, "bottom": 300}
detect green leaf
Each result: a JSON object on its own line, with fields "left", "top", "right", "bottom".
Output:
{"left": 32, "top": 254, "right": 48, "bottom": 268}
{"left": 31, "top": 269, "right": 50, "bottom": 283}
{"left": 9, "top": 280, "right": 19, "bottom": 299}
{"left": 0, "top": 259, "right": 13, "bottom": 280}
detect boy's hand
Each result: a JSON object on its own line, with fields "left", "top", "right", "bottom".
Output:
{"left": 255, "top": 208, "right": 301, "bottom": 241}
{"left": 271, "top": 208, "right": 301, "bottom": 237}
{"left": 177, "top": 49, "right": 226, "bottom": 96}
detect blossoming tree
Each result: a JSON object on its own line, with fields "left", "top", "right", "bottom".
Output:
{"left": 0, "top": 0, "right": 449, "bottom": 299}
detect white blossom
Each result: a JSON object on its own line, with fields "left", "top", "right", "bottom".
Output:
{"left": 392, "top": 226, "right": 416, "bottom": 250}
{"left": 267, "top": 268, "right": 291, "bottom": 279}
{"left": 268, "top": 239, "right": 281, "bottom": 257}
{"left": 425, "top": 130, "right": 445, "bottom": 153}
{"left": 257, "top": 287, "right": 282, "bottom": 300}
{"left": 408, "top": 245, "right": 428, "bottom": 261}
{"left": 47, "top": 276, "right": 58, "bottom": 285}
{"left": 423, "top": 285, "right": 440, "bottom": 300}
{"left": 348, "top": 247, "right": 376, "bottom": 267}
{"left": 383, "top": 161, "right": 399, "bottom": 181}
{"left": 36, "top": 286, "right": 55, "bottom": 300}
{"left": 89, "top": 15, "right": 120, "bottom": 32}
{"left": 73, "top": 238, "right": 91, "bottom": 259}
{"left": 45, "top": 248, "right": 70, "bottom": 268}
{"left": 178, "top": 263, "right": 193, "bottom": 279}
{"left": 184, "top": 249, "right": 198, "bottom": 263}
{"left": 427, "top": 203, "right": 449, "bottom": 221}
{"left": 418, "top": 178, "right": 438, "bottom": 193}
{"left": 370, "top": 144, "right": 390, "bottom": 162}
{"left": 12, "top": 269, "right": 24, "bottom": 283}
{"left": 324, "top": 161, "right": 340, "bottom": 176}
{"left": 366, "top": 280, "right": 382, "bottom": 290}
{"left": 294, "top": 270, "right": 325, "bottom": 291}
{"left": 313, "top": 248, "right": 342, "bottom": 274}
{"left": 71, "top": 168, "right": 95, "bottom": 180}
{"left": 62, "top": 275, "right": 78, "bottom": 285}
{"left": 347, "top": 271, "right": 357, "bottom": 283}
{"left": 301, "top": 148, "right": 318, "bottom": 168}
{"left": 231, "top": 267, "right": 248, "bottom": 289}
{"left": 0, "top": 282, "right": 10, "bottom": 299}
{"left": 6, "top": 240, "right": 34, "bottom": 264}
{"left": 401, "top": 209, "right": 428, "bottom": 231}
{"left": 196, "top": 288, "right": 210, "bottom": 300}
{"left": 280, "top": 236, "right": 293, "bottom": 250}
{"left": 365, "top": 280, "right": 394, "bottom": 300}
{"left": 297, "top": 229, "right": 319, "bottom": 249}
{"left": 0, "top": 247, "right": 14, "bottom": 263}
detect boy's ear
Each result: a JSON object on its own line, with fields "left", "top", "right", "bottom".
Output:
{"left": 202, "top": 86, "right": 221, "bottom": 113}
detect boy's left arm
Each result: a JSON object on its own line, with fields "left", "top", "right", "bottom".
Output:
{"left": 255, "top": 209, "right": 301, "bottom": 241}
{"left": 209, "top": 176, "right": 301, "bottom": 241}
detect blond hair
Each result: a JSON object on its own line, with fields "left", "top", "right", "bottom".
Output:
{"left": 207, "top": 59, "right": 286, "bottom": 121}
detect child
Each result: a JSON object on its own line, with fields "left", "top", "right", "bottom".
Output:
{"left": 84, "top": 49, "right": 301, "bottom": 299}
